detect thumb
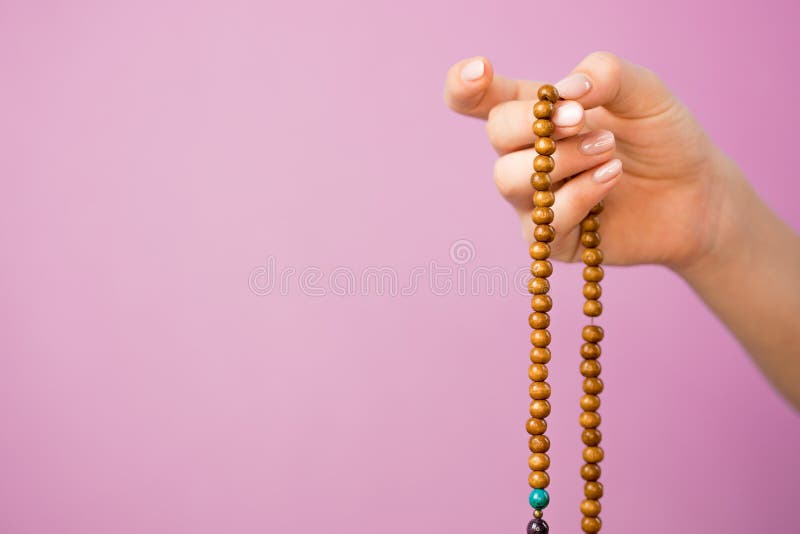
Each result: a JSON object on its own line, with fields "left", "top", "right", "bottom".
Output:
{"left": 554, "top": 51, "right": 675, "bottom": 119}
{"left": 444, "top": 56, "right": 540, "bottom": 119}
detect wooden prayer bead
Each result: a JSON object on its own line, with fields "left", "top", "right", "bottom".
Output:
{"left": 589, "top": 201, "right": 604, "bottom": 214}
{"left": 528, "top": 453, "right": 550, "bottom": 471}
{"left": 584, "top": 481, "right": 604, "bottom": 500}
{"left": 580, "top": 360, "right": 602, "bottom": 378}
{"left": 529, "top": 363, "right": 549, "bottom": 381}
{"left": 534, "top": 137, "right": 556, "bottom": 156}
{"left": 583, "top": 299, "right": 602, "bottom": 317}
{"left": 530, "top": 242, "right": 551, "bottom": 260}
{"left": 529, "top": 435, "right": 550, "bottom": 453}
{"left": 581, "top": 231, "right": 601, "bottom": 248}
{"left": 529, "top": 470, "right": 550, "bottom": 489}
{"left": 530, "top": 329, "right": 551, "bottom": 348}
{"left": 580, "top": 394, "right": 601, "bottom": 412}
{"left": 529, "top": 312, "right": 550, "bottom": 329}
{"left": 582, "top": 325, "right": 604, "bottom": 343}
{"left": 580, "top": 215, "right": 600, "bottom": 232}
{"left": 537, "top": 84, "right": 559, "bottom": 102}
{"left": 582, "top": 429, "right": 602, "bottom": 446}
{"left": 527, "top": 418, "right": 548, "bottom": 435}
{"left": 582, "top": 282, "right": 602, "bottom": 300}
{"left": 583, "top": 446, "right": 604, "bottom": 463}
{"left": 582, "top": 248, "right": 603, "bottom": 266}
{"left": 579, "top": 411, "right": 601, "bottom": 429}
{"left": 529, "top": 399, "right": 551, "bottom": 418}
{"left": 583, "top": 377, "right": 604, "bottom": 395}
{"left": 532, "top": 295, "right": 553, "bottom": 312}
{"left": 533, "top": 100, "right": 554, "bottom": 119}
{"left": 533, "top": 224, "right": 555, "bottom": 242}
{"left": 529, "top": 381, "right": 552, "bottom": 400}
{"left": 528, "top": 277, "right": 550, "bottom": 295}
{"left": 580, "top": 342, "right": 601, "bottom": 359}
{"left": 583, "top": 265, "right": 604, "bottom": 282}
{"left": 531, "top": 260, "right": 553, "bottom": 278}
{"left": 533, "top": 119, "right": 555, "bottom": 137}
{"left": 534, "top": 190, "right": 555, "bottom": 207}
{"left": 530, "top": 172, "right": 551, "bottom": 190}
{"left": 530, "top": 347, "right": 551, "bottom": 364}
{"left": 580, "top": 463, "right": 601, "bottom": 481}
{"left": 581, "top": 499, "right": 601, "bottom": 518}
{"left": 581, "top": 516, "right": 602, "bottom": 533}
{"left": 532, "top": 207, "right": 555, "bottom": 224}
{"left": 534, "top": 155, "right": 555, "bottom": 173}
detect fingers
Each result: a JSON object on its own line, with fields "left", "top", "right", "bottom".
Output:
{"left": 553, "top": 51, "right": 675, "bottom": 119}
{"left": 494, "top": 130, "right": 617, "bottom": 209}
{"left": 519, "top": 158, "right": 624, "bottom": 253}
{"left": 487, "top": 99, "right": 586, "bottom": 155}
{"left": 444, "top": 56, "right": 542, "bottom": 119}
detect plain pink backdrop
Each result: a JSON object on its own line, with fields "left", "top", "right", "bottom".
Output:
{"left": 1, "top": 1, "right": 799, "bottom": 533}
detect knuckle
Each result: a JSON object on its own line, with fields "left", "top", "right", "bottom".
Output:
{"left": 492, "top": 157, "right": 513, "bottom": 198}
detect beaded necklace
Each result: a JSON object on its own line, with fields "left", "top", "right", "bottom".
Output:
{"left": 526, "top": 84, "right": 605, "bottom": 534}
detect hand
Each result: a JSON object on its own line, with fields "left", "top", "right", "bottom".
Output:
{"left": 444, "top": 51, "right": 734, "bottom": 272}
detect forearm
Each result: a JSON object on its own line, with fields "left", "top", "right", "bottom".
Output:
{"left": 676, "top": 152, "right": 800, "bottom": 409}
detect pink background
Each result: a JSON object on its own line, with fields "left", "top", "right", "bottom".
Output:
{"left": 1, "top": 1, "right": 799, "bottom": 533}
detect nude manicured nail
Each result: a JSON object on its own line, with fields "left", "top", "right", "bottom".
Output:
{"left": 551, "top": 101, "right": 583, "bottom": 127}
{"left": 593, "top": 159, "right": 622, "bottom": 183}
{"left": 579, "top": 130, "right": 615, "bottom": 155}
{"left": 555, "top": 73, "right": 592, "bottom": 99}
{"left": 460, "top": 59, "right": 485, "bottom": 81}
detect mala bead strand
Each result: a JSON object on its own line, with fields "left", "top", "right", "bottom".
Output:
{"left": 526, "top": 84, "right": 558, "bottom": 534}
{"left": 579, "top": 202, "right": 605, "bottom": 534}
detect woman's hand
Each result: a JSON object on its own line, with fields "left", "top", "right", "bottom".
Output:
{"left": 444, "top": 51, "right": 730, "bottom": 273}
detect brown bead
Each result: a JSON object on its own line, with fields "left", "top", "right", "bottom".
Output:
{"left": 582, "top": 325, "right": 604, "bottom": 343}
{"left": 528, "top": 363, "right": 549, "bottom": 381}
{"left": 583, "top": 377, "right": 604, "bottom": 395}
{"left": 530, "top": 172, "right": 551, "bottom": 191}
{"left": 534, "top": 137, "right": 556, "bottom": 156}
{"left": 583, "top": 299, "right": 602, "bottom": 317}
{"left": 528, "top": 277, "right": 550, "bottom": 295}
{"left": 537, "top": 84, "right": 559, "bottom": 103}
{"left": 533, "top": 190, "right": 555, "bottom": 207}
{"left": 579, "top": 412, "right": 601, "bottom": 429}
{"left": 580, "top": 360, "right": 601, "bottom": 378}
{"left": 526, "top": 417, "right": 547, "bottom": 435}
{"left": 580, "top": 342, "right": 601, "bottom": 359}
{"left": 581, "top": 231, "right": 601, "bottom": 248}
{"left": 580, "top": 463, "right": 601, "bottom": 481}
{"left": 583, "top": 266, "right": 604, "bottom": 282}
{"left": 582, "top": 282, "right": 602, "bottom": 300}
{"left": 589, "top": 201, "right": 604, "bottom": 214}
{"left": 528, "top": 312, "right": 550, "bottom": 329}
{"left": 581, "top": 516, "right": 602, "bottom": 533}
{"left": 530, "top": 347, "right": 551, "bottom": 364}
{"left": 582, "top": 428, "right": 602, "bottom": 446}
{"left": 533, "top": 155, "right": 555, "bottom": 173}
{"left": 532, "top": 207, "right": 554, "bottom": 224}
{"left": 529, "top": 399, "right": 551, "bottom": 418}
{"left": 531, "top": 260, "right": 553, "bottom": 278}
{"left": 529, "top": 381, "right": 551, "bottom": 400}
{"left": 529, "top": 242, "right": 551, "bottom": 260}
{"left": 580, "top": 394, "right": 601, "bottom": 412}
{"left": 532, "top": 294, "right": 553, "bottom": 312}
{"left": 533, "top": 100, "right": 554, "bottom": 119}
{"left": 581, "top": 499, "right": 602, "bottom": 518}
{"left": 532, "top": 119, "right": 555, "bottom": 137}
{"left": 580, "top": 215, "right": 600, "bottom": 232}
{"left": 583, "top": 446, "right": 604, "bottom": 463}
{"left": 528, "top": 470, "right": 550, "bottom": 489}
{"left": 529, "top": 434, "right": 550, "bottom": 453}
{"left": 581, "top": 248, "right": 603, "bottom": 266}
{"left": 528, "top": 452, "right": 550, "bottom": 471}
{"left": 584, "top": 481, "right": 604, "bottom": 499}
{"left": 533, "top": 224, "right": 555, "bottom": 242}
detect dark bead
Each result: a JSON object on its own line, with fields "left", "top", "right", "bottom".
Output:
{"left": 527, "top": 517, "right": 549, "bottom": 534}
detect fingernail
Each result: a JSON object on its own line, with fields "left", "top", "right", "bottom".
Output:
{"left": 551, "top": 101, "right": 583, "bottom": 127}
{"left": 579, "top": 130, "right": 615, "bottom": 155}
{"left": 555, "top": 72, "right": 592, "bottom": 99}
{"left": 460, "top": 59, "right": 485, "bottom": 82}
{"left": 592, "top": 159, "right": 622, "bottom": 183}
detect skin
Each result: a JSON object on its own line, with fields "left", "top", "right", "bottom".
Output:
{"left": 444, "top": 51, "right": 800, "bottom": 410}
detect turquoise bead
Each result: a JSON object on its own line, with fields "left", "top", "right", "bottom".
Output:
{"left": 529, "top": 488, "right": 550, "bottom": 510}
